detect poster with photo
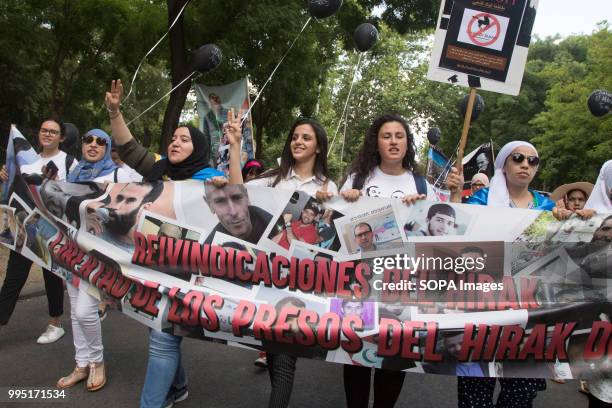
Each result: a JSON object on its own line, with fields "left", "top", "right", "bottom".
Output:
{"left": 400, "top": 201, "right": 474, "bottom": 238}
{"left": 335, "top": 202, "right": 405, "bottom": 254}
{"left": 266, "top": 190, "right": 344, "bottom": 253}
{"left": 23, "top": 210, "right": 58, "bottom": 268}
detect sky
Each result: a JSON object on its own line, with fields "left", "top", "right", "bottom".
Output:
{"left": 524, "top": 0, "right": 609, "bottom": 37}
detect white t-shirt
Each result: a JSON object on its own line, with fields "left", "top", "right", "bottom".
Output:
{"left": 20, "top": 151, "right": 77, "bottom": 182}
{"left": 247, "top": 168, "right": 338, "bottom": 196}
{"left": 92, "top": 167, "right": 132, "bottom": 183}
{"left": 340, "top": 166, "right": 437, "bottom": 201}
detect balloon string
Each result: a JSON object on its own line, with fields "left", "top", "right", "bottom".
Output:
{"left": 123, "top": 0, "right": 192, "bottom": 102}
{"left": 328, "top": 53, "right": 363, "bottom": 156}
{"left": 432, "top": 138, "right": 462, "bottom": 188}
{"left": 241, "top": 17, "right": 312, "bottom": 127}
{"left": 339, "top": 105, "right": 350, "bottom": 163}
{"left": 126, "top": 71, "right": 198, "bottom": 127}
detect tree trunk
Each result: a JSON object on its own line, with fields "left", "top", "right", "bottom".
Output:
{"left": 159, "top": 0, "right": 190, "bottom": 153}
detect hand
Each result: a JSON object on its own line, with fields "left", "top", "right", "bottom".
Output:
{"left": 401, "top": 194, "right": 426, "bottom": 206}
{"left": 575, "top": 208, "right": 596, "bottom": 219}
{"left": 105, "top": 79, "right": 123, "bottom": 113}
{"left": 0, "top": 165, "right": 8, "bottom": 182}
{"left": 340, "top": 189, "right": 361, "bottom": 202}
{"left": 315, "top": 183, "right": 333, "bottom": 202}
{"left": 224, "top": 109, "right": 243, "bottom": 147}
{"left": 282, "top": 213, "right": 293, "bottom": 224}
{"left": 552, "top": 206, "right": 573, "bottom": 221}
{"left": 446, "top": 167, "right": 464, "bottom": 192}
{"left": 208, "top": 176, "right": 228, "bottom": 188}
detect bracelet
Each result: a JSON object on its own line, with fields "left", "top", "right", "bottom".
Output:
{"left": 285, "top": 222, "right": 291, "bottom": 228}
{"left": 108, "top": 110, "right": 121, "bottom": 119}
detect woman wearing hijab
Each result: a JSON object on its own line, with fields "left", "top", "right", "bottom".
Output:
{"left": 242, "top": 159, "right": 265, "bottom": 182}
{"left": 57, "top": 129, "right": 132, "bottom": 392}
{"left": 105, "top": 79, "right": 241, "bottom": 408}
{"left": 461, "top": 141, "right": 551, "bottom": 407}
{"left": 467, "top": 141, "right": 554, "bottom": 210}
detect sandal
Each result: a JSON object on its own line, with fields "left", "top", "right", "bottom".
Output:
{"left": 87, "top": 362, "right": 106, "bottom": 392}
{"left": 57, "top": 365, "right": 89, "bottom": 389}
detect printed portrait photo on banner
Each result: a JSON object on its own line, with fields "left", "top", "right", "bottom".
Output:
{"left": 39, "top": 179, "right": 106, "bottom": 228}
{"left": 83, "top": 181, "right": 173, "bottom": 252}
{"left": 336, "top": 203, "right": 404, "bottom": 255}
{"left": 268, "top": 190, "right": 344, "bottom": 252}
{"left": 422, "top": 330, "right": 492, "bottom": 377}
{"left": 23, "top": 210, "right": 59, "bottom": 268}
{"left": 402, "top": 201, "right": 473, "bottom": 238}
{"left": 329, "top": 298, "right": 377, "bottom": 331}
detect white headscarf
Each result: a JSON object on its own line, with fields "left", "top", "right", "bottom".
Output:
{"left": 488, "top": 141, "right": 538, "bottom": 207}
{"left": 584, "top": 160, "right": 612, "bottom": 213}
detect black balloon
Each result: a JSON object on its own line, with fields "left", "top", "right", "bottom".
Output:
{"left": 587, "top": 90, "right": 612, "bottom": 117}
{"left": 308, "top": 0, "right": 343, "bottom": 19}
{"left": 427, "top": 127, "right": 441, "bottom": 145}
{"left": 192, "top": 44, "right": 222, "bottom": 73}
{"left": 354, "top": 23, "right": 378, "bottom": 52}
{"left": 459, "top": 93, "right": 485, "bottom": 121}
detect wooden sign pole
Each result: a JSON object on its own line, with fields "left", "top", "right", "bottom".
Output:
{"left": 451, "top": 87, "right": 477, "bottom": 202}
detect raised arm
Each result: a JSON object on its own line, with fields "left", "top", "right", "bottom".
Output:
{"left": 225, "top": 109, "right": 244, "bottom": 185}
{"left": 105, "top": 79, "right": 134, "bottom": 146}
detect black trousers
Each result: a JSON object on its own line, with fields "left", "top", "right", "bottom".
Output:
{"left": 457, "top": 377, "right": 545, "bottom": 408}
{"left": 589, "top": 394, "right": 612, "bottom": 408}
{"left": 0, "top": 251, "right": 64, "bottom": 325}
{"left": 267, "top": 353, "right": 298, "bottom": 408}
{"left": 343, "top": 365, "right": 406, "bottom": 408}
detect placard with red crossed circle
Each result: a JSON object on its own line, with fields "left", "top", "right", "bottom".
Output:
{"left": 457, "top": 9, "right": 509, "bottom": 51}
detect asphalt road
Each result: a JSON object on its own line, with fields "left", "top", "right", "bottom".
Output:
{"left": 0, "top": 295, "right": 589, "bottom": 407}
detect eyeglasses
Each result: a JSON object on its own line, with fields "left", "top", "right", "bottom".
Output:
{"left": 40, "top": 128, "right": 60, "bottom": 136}
{"left": 510, "top": 153, "right": 540, "bottom": 167}
{"left": 82, "top": 135, "right": 107, "bottom": 147}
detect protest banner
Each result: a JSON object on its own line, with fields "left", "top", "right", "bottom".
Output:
{"left": 195, "top": 78, "right": 255, "bottom": 174}
{"left": 1, "top": 127, "right": 610, "bottom": 381}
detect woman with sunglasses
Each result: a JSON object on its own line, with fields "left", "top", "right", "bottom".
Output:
{"left": 460, "top": 141, "right": 551, "bottom": 408}
{"left": 105, "top": 79, "right": 241, "bottom": 408}
{"left": 244, "top": 118, "right": 336, "bottom": 408}
{"left": 56, "top": 129, "right": 131, "bottom": 392}
{"left": 0, "top": 118, "right": 76, "bottom": 344}
{"left": 466, "top": 141, "right": 554, "bottom": 210}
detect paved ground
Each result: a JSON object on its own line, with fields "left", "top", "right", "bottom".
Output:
{"left": 0, "top": 245, "right": 590, "bottom": 408}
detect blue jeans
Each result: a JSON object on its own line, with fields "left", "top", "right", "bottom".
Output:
{"left": 140, "top": 329, "right": 187, "bottom": 408}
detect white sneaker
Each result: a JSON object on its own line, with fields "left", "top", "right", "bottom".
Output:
{"left": 37, "top": 325, "right": 65, "bottom": 344}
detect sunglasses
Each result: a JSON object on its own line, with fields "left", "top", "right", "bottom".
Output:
{"left": 82, "top": 135, "right": 107, "bottom": 147}
{"left": 510, "top": 152, "right": 539, "bottom": 167}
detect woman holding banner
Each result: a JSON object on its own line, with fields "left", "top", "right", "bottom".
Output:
{"left": 105, "top": 79, "right": 242, "bottom": 408}
{"left": 338, "top": 114, "right": 462, "bottom": 408}
{"left": 0, "top": 117, "right": 76, "bottom": 344}
{"left": 245, "top": 117, "right": 336, "bottom": 408}
{"left": 460, "top": 141, "right": 551, "bottom": 407}
{"left": 56, "top": 129, "right": 132, "bottom": 391}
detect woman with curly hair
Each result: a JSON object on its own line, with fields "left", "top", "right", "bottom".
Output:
{"left": 339, "top": 113, "right": 462, "bottom": 407}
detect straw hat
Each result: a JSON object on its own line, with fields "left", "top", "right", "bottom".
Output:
{"left": 550, "top": 182, "right": 594, "bottom": 202}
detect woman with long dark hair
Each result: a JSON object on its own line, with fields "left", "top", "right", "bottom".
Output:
{"left": 339, "top": 113, "right": 461, "bottom": 408}
{"left": 248, "top": 118, "right": 337, "bottom": 198}
{"left": 245, "top": 118, "right": 336, "bottom": 408}
{"left": 105, "top": 79, "right": 241, "bottom": 408}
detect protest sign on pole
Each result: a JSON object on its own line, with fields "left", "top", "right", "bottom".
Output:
{"left": 427, "top": 0, "right": 538, "bottom": 96}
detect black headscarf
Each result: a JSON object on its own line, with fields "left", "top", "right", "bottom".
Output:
{"left": 147, "top": 125, "right": 211, "bottom": 181}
